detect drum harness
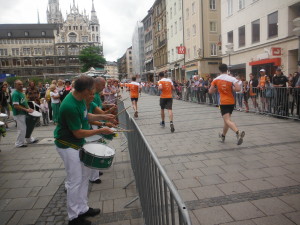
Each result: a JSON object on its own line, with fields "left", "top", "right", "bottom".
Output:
{"left": 56, "top": 139, "right": 85, "bottom": 161}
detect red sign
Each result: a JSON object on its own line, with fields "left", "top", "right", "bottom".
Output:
{"left": 272, "top": 47, "right": 281, "bottom": 56}
{"left": 177, "top": 46, "right": 186, "bottom": 54}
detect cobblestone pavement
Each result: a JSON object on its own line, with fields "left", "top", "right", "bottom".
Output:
{"left": 122, "top": 92, "right": 300, "bottom": 225}
{"left": 0, "top": 121, "right": 143, "bottom": 225}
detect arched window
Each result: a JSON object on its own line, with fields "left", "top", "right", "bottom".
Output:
{"left": 68, "top": 32, "right": 77, "bottom": 42}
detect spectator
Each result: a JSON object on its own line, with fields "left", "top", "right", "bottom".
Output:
{"left": 272, "top": 68, "right": 288, "bottom": 116}
{"left": 235, "top": 76, "right": 244, "bottom": 111}
{"left": 38, "top": 82, "right": 46, "bottom": 99}
{"left": 39, "top": 98, "right": 49, "bottom": 126}
{"left": 0, "top": 84, "right": 9, "bottom": 128}
{"left": 60, "top": 80, "right": 72, "bottom": 102}
{"left": 26, "top": 81, "right": 40, "bottom": 111}
{"left": 49, "top": 84, "right": 60, "bottom": 125}
{"left": 265, "top": 76, "right": 274, "bottom": 113}
{"left": 103, "top": 79, "right": 117, "bottom": 104}
{"left": 258, "top": 69, "right": 268, "bottom": 112}
{"left": 243, "top": 80, "right": 250, "bottom": 112}
{"left": 248, "top": 73, "right": 259, "bottom": 112}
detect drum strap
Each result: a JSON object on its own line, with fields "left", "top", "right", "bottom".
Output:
{"left": 56, "top": 139, "right": 82, "bottom": 150}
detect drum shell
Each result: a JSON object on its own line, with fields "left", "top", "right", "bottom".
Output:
{"left": 80, "top": 147, "right": 115, "bottom": 169}
{"left": 25, "top": 114, "right": 39, "bottom": 138}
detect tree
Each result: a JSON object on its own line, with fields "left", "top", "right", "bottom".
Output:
{"left": 79, "top": 46, "right": 106, "bottom": 72}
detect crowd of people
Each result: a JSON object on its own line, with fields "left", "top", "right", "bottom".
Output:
{"left": 141, "top": 69, "right": 300, "bottom": 119}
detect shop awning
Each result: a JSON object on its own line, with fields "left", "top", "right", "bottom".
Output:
{"left": 249, "top": 58, "right": 281, "bottom": 66}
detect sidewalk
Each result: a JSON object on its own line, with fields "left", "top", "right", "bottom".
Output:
{"left": 123, "top": 92, "right": 300, "bottom": 225}
{"left": 0, "top": 120, "right": 143, "bottom": 225}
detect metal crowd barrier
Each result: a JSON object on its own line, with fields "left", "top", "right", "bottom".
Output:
{"left": 117, "top": 100, "right": 192, "bottom": 225}
{"left": 142, "top": 85, "right": 300, "bottom": 120}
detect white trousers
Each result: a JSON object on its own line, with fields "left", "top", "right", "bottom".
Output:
{"left": 89, "top": 125, "right": 101, "bottom": 181}
{"left": 56, "top": 147, "right": 89, "bottom": 220}
{"left": 13, "top": 115, "right": 34, "bottom": 147}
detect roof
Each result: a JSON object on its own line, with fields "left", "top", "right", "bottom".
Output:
{"left": 0, "top": 24, "right": 59, "bottom": 39}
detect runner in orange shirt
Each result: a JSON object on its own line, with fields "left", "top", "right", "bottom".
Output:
{"left": 158, "top": 72, "right": 175, "bottom": 132}
{"left": 127, "top": 77, "right": 141, "bottom": 118}
{"left": 209, "top": 64, "right": 245, "bottom": 145}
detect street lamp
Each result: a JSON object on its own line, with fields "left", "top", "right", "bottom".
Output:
{"left": 293, "top": 17, "right": 300, "bottom": 72}
{"left": 225, "top": 43, "right": 234, "bottom": 72}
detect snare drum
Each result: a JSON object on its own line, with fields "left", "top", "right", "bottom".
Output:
{"left": 80, "top": 143, "right": 115, "bottom": 169}
{"left": 85, "top": 135, "right": 102, "bottom": 143}
{"left": 25, "top": 110, "right": 42, "bottom": 138}
{"left": 0, "top": 113, "right": 8, "bottom": 122}
{"left": 101, "top": 127, "right": 118, "bottom": 141}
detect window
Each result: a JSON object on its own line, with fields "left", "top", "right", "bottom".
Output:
{"left": 239, "top": 0, "right": 245, "bottom": 9}
{"left": 210, "top": 43, "right": 217, "bottom": 56}
{"left": 0, "top": 49, "right": 8, "bottom": 56}
{"left": 92, "top": 26, "right": 94, "bottom": 31}
{"left": 192, "top": 2, "right": 195, "bottom": 14}
{"left": 69, "top": 32, "right": 77, "bottom": 42}
{"left": 35, "top": 58, "right": 43, "bottom": 66}
{"left": 175, "top": 22, "right": 177, "bottom": 34}
{"left": 57, "top": 47, "right": 65, "bottom": 55}
{"left": 80, "top": 26, "right": 83, "bottom": 30}
{"left": 186, "top": 8, "right": 189, "bottom": 20}
{"left": 24, "top": 58, "right": 32, "bottom": 66}
{"left": 210, "top": 0, "right": 216, "bottom": 10}
{"left": 45, "top": 47, "right": 53, "bottom": 55}
{"left": 268, "top": 11, "right": 278, "bottom": 38}
{"left": 193, "top": 24, "right": 196, "bottom": 36}
{"left": 96, "top": 26, "right": 98, "bottom": 32}
{"left": 13, "top": 59, "right": 21, "bottom": 66}
{"left": 69, "top": 26, "right": 71, "bottom": 30}
{"left": 23, "top": 48, "right": 31, "bottom": 55}
{"left": 41, "top": 31, "right": 46, "bottom": 36}
{"left": 1, "top": 59, "right": 9, "bottom": 67}
{"left": 179, "top": 17, "right": 182, "bottom": 30}
{"left": 187, "top": 48, "right": 190, "bottom": 59}
{"left": 227, "top": 0, "right": 233, "bottom": 16}
{"left": 7, "top": 32, "right": 11, "bottom": 37}
{"left": 25, "top": 31, "right": 29, "bottom": 36}
{"left": 238, "top": 25, "right": 245, "bottom": 47}
{"left": 61, "top": 37, "right": 65, "bottom": 43}
{"left": 210, "top": 21, "right": 217, "bottom": 32}
{"left": 171, "top": 25, "right": 173, "bottom": 37}
{"left": 82, "top": 36, "right": 88, "bottom": 42}
{"left": 69, "top": 46, "right": 79, "bottom": 55}
{"left": 227, "top": 31, "right": 233, "bottom": 43}
{"left": 252, "top": 19, "right": 260, "bottom": 43}
{"left": 170, "top": 7, "right": 172, "bottom": 19}
{"left": 58, "top": 57, "right": 66, "bottom": 64}
{"left": 46, "top": 57, "right": 54, "bottom": 65}
{"left": 34, "top": 48, "right": 42, "bottom": 55}
{"left": 12, "top": 48, "right": 19, "bottom": 56}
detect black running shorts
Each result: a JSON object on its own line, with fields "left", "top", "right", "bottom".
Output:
{"left": 220, "top": 104, "right": 234, "bottom": 116}
{"left": 160, "top": 98, "right": 173, "bottom": 110}
{"left": 131, "top": 98, "right": 138, "bottom": 102}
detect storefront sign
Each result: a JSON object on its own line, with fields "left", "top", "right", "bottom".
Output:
{"left": 177, "top": 46, "right": 186, "bottom": 54}
{"left": 271, "top": 47, "right": 281, "bottom": 56}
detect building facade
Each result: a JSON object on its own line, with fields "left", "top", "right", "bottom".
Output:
{"left": 183, "top": 0, "right": 221, "bottom": 80}
{"left": 141, "top": 8, "right": 155, "bottom": 82}
{"left": 126, "top": 47, "right": 133, "bottom": 78}
{"left": 132, "top": 22, "right": 145, "bottom": 79}
{"left": 105, "top": 61, "right": 118, "bottom": 78}
{"left": 153, "top": 0, "right": 168, "bottom": 75}
{"left": 166, "top": 0, "right": 184, "bottom": 81}
{"left": 221, "top": 0, "right": 300, "bottom": 78}
{"left": 0, "top": 0, "right": 103, "bottom": 77}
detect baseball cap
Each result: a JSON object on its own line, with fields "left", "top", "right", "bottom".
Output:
{"left": 276, "top": 68, "right": 281, "bottom": 71}
{"left": 259, "top": 69, "right": 266, "bottom": 72}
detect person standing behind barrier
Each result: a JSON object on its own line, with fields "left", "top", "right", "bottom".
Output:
{"left": 243, "top": 80, "right": 250, "bottom": 112}
{"left": 50, "top": 84, "right": 60, "bottom": 125}
{"left": 127, "top": 77, "right": 141, "bottom": 118}
{"left": 209, "top": 64, "right": 245, "bottom": 145}
{"left": 272, "top": 68, "right": 288, "bottom": 116}
{"left": 158, "top": 72, "right": 175, "bottom": 133}
{"left": 248, "top": 73, "right": 259, "bottom": 112}
{"left": 12, "top": 80, "right": 38, "bottom": 147}
{"left": 258, "top": 69, "right": 268, "bottom": 112}
{"left": 295, "top": 75, "right": 300, "bottom": 119}
{"left": 54, "top": 75, "right": 115, "bottom": 225}
{"left": 265, "top": 76, "right": 274, "bottom": 113}
{"left": 235, "top": 76, "right": 244, "bottom": 111}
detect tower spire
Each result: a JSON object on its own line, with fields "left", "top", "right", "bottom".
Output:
{"left": 90, "top": 0, "right": 98, "bottom": 24}
{"left": 37, "top": 10, "right": 40, "bottom": 24}
{"left": 92, "top": 0, "right": 95, "bottom": 12}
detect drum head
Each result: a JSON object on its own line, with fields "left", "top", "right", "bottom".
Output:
{"left": 0, "top": 113, "right": 7, "bottom": 118}
{"left": 29, "top": 111, "right": 42, "bottom": 117}
{"left": 85, "top": 135, "right": 101, "bottom": 143}
{"left": 0, "top": 121, "right": 4, "bottom": 126}
{"left": 84, "top": 143, "right": 115, "bottom": 156}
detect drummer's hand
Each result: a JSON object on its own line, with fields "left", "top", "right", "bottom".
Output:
{"left": 105, "top": 122, "right": 116, "bottom": 128}
{"left": 27, "top": 108, "right": 34, "bottom": 113}
{"left": 98, "top": 127, "right": 114, "bottom": 135}
{"left": 102, "top": 114, "right": 116, "bottom": 122}
{"left": 107, "top": 105, "right": 117, "bottom": 113}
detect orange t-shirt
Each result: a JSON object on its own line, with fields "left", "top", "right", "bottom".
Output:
{"left": 259, "top": 76, "right": 267, "bottom": 88}
{"left": 158, "top": 78, "right": 173, "bottom": 98}
{"left": 211, "top": 74, "right": 238, "bottom": 105}
{"left": 128, "top": 82, "right": 140, "bottom": 98}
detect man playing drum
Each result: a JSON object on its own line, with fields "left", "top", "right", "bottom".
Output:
{"left": 54, "top": 75, "right": 116, "bottom": 225}
{"left": 12, "top": 80, "right": 38, "bottom": 147}
{"left": 158, "top": 72, "right": 175, "bottom": 133}
{"left": 127, "top": 76, "right": 141, "bottom": 118}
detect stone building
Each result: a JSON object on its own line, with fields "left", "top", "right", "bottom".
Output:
{"left": 0, "top": 0, "right": 102, "bottom": 77}
{"left": 105, "top": 61, "right": 118, "bottom": 78}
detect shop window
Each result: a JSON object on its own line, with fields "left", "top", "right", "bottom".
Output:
{"left": 227, "top": 30, "right": 233, "bottom": 43}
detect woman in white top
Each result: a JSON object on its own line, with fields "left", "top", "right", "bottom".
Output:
{"left": 235, "top": 76, "right": 244, "bottom": 111}
{"left": 49, "top": 84, "right": 60, "bottom": 125}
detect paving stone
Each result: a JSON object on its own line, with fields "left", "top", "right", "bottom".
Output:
{"left": 220, "top": 221, "right": 256, "bottom": 225}
{"left": 18, "top": 209, "right": 43, "bottom": 225}
{"left": 178, "top": 189, "right": 198, "bottom": 202}
{"left": 200, "top": 166, "right": 226, "bottom": 176}
{"left": 251, "top": 197, "right": 295, "bottom": 216}
{"left": 252, "top": 214, "right": 296, "bottom": 225}
{"left": 38, "top": 185, "right": 60, "bottom": 196}
{"left": 241, "top": 169, "right": 270, "bottom": 179}
{"left": 0, "top": 211, "right": 14, "bottom": 225}
{"left": 217, "top": 182, "right": 250, "bottom": 195}
{"left": 4, "top": 197, "right": 38, "bottom": 211}
{"left": 183, "top": 161, "right": 206, "bottom": 169}
{"left": 100, "top": 189, "right": 127, "bottom": 201}
{"left": 241, "top": 179, "right": 275, "bottom": 191}
{"left": 3, "top": 187, "right": 32, "bottom": 199}
{"left": 279, "top": 194, "right": 300, "bottom": 210}
{"left": 193, "top": 206, "right": 233, "bottom": 225}
{"left": 197, "top": 174, "right": 225, "bottom": 186}
{"left": 102, "top": 200, "right": 114, "bottom": 213}
{"left": 192, "top": 185, "right": 224, "bottom": 200}
{"left": 221, "top": 164, "right": 246, "bottom": 172}
{"left": 33, "top": 196, "right": 52, "bottom": 209}
{"left": 173, "top": 178, "right": 201, "bottom": 189}
{"left": 265, "top": 176, "right": 299, "bottom": 188}
{"left": 285, "top": 211, "right": 300, "bottom": 225}
{"left": 22, "top": 172, "right": 47, "bottom": 179}
{"left": 24, "top": 178, "right": 51, "bottom": 188}
{"left": 203, "top": 159, "right": 225, "bottom": 167}
{"left": 262, "top": 166, "right": 291, "bottom": 176}
{"left": 223, "top": 202, "right": 264, "bottom": 220}
{"left": 179, "top": 168, "right": 204, "bottom": 178}
{"left": 219, "top": 172, "right": 248, "bottom": 183}
{"left": 6, "top": 210, "right": 26, "bottom": 225}
{"left": 241, "top": 161, "right": 266, "bottom": 170}
{"left": 1, "top": 179, "right": 28, "bottom": 189}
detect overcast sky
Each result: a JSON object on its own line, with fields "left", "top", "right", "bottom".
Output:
{"left": 0, "top": 0, "right": 154, "bottom": 61}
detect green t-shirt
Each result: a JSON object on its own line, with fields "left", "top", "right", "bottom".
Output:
{"left": 54, "top": 93, "right": 88, "bottom": 149}
{"left": 82, "top": 102, "right": 97, "bottom": 130}
{"left": 11, "top": 90, "right": 29, "bottom": 116}
{"left": 93, "top": 92, "right": 102, "bottom": 109}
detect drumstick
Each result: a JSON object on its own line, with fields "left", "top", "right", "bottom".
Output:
{"left": 114, "top": 129, "right": 133, "bottom": 132}
{"left": 116, "top": 106, "right": 131, "bottom": 117}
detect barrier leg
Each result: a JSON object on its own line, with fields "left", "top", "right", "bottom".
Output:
{"left": 121, "top": 146, "right": 128, "bottom": 152}
{"left": 123, "top": 179, "right": 135, "bottom": 189}
{"left": 124, "top": 196, "right": 139, "bottom": 208}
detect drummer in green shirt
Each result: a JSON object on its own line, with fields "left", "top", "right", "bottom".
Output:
{"left": 12, "top": 80, "right": 38, "bottom": 147}
{"left": 54, "top": 75, "right": 116, "bottom": 225}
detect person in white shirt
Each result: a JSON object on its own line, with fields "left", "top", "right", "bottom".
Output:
{"left": 49, "top": 84, "right": 60, "bottom": 125}
{"left": 235, "top": 75, "right": 244, "bottom": 111}
{"left": 40, "top": 98, "right": 49, "bottom": 126}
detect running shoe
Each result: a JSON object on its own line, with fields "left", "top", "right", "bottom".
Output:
{"left": 160, "top": 121, "right": 165, "bottom": 128}
{"left": 236, "top": 131, "right": 245, "bottom": 145}
{"left": 219, "top": 133, "right": 225, "bottom": 143}
{"left": 134, "top": 111, "right": 138, "bottom": 118}
{"left": 170, "top": 123, "right": 175, "bottom": 133}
